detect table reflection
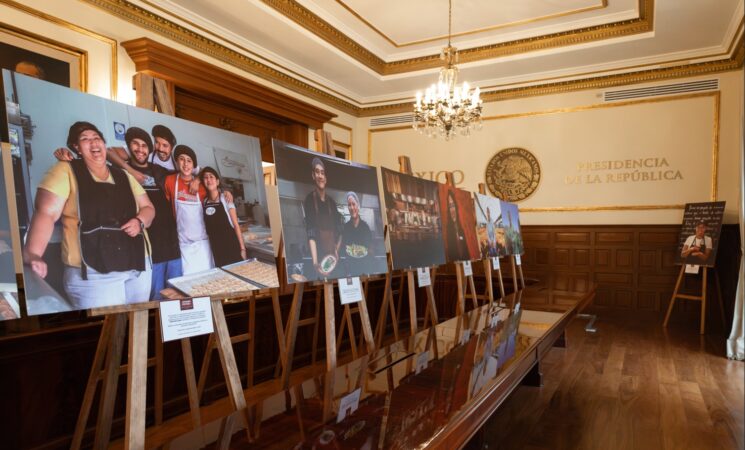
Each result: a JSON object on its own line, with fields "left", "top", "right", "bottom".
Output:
{"left": 247, "top": 290, "right": 567, "bottom": 449}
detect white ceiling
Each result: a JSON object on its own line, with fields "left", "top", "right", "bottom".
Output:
{"left": 138, "top": 0, "right": 743, "bottom": 107}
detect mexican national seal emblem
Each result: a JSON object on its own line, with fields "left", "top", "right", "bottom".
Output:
{"left": 485, "top": 148, "right": 541, "bottom": 201}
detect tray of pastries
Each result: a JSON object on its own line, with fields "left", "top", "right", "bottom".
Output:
{"left": 221, "top": 259, "right": 279, "bottom": 288}
{"left": 168, "top": 268, "right": 261, "bottom": 297}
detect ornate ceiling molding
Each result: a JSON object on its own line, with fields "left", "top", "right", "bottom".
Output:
{"left": 81, "top": 0, "right": 362, "bottom": 115}
{"left": 80, "top": 0, "right": 742, "bottom": 119}
{"left": 359, "top": 42, "right": 744, "bottom": 117}
{"left": 260, "top": 0, "right": 654, "bottom": 75}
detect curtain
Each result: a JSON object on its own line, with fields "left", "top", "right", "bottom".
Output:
{"left": 726, "top": 77, "right": 744, "bottom": 361}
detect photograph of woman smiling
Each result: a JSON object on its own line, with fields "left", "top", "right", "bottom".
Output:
{"left": 22, "top": 121, "right": 154, "bottom": 308}
{"left": 200, "top": 166, "right": 245, "bottom": 267}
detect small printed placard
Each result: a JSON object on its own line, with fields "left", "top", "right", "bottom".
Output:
{"left": 462, "top": 260, "right": 473, "bottom": 276}
{"left": 336, "top": 388, "right": 361, "bottom": 423}
{"left": 515, "top": 254, "right": 522, "bottom": 266}
{"left": 415, "top": 351, "right": 429, "bottom": 374}
{"left": 338, "top": 277, "right": 363, "bottom": 304}
{"left": 492, "top": 257, "right": 500, "bottom": 270}
{"left": 685, "top": 264, "right": 700, "bottom": 274}
{"left": 417, "top": 267, "right": 431, "bottom": 287}
{"left": 159, "top": 297, "right": 214, "bottom": 342}
{"left": 460, "top": 328, "right": 471, "bottom": 345}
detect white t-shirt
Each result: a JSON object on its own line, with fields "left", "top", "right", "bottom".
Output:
{"left": 684, "top": 235, "right": 712, "bottom": 250}
{"left": 150, "top": 153, "right": 175, "bottom": 171}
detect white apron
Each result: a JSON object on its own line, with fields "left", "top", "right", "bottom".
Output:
{"left": 174, "top": 175, "right": 214, "bottom": 274}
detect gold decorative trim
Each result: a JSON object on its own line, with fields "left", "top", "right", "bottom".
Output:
{"left": 80, "top": 0, "right": 361, "bottom": 115}
{"left": 368, "top": 91, "right": 721, "bottom": 212}
{"left": 262, "top": 0, "right": 652, "bottom": 75}
{"left": 0, "top": 0, "right": 118, "bottom": 99}
{"left": 359, "top": 43, "right": 744, "bottom": 117}
{"left": 335, "top": 0, "right": 608, "bottom": 48}
{"left": 76, "top": 0, "right": 742, "bottom": 118}
{"left": 0, "top": 21, "right": 88, "bottom": 92}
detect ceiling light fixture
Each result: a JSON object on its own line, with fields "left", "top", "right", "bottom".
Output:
{"left": 413, "top": 0, "right": 483, "bottom": 140}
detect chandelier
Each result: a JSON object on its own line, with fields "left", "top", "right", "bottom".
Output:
{"left": 413, "top": 0, "right": 482, "bottom": 140}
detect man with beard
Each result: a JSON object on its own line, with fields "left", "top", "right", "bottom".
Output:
{"left": 108, "top": 127, "right": 182, "bottom": 298}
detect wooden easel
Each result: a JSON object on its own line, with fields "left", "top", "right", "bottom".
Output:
{"left": 662, "top": 265, "right": 727, "bottom": 335}
{"left": 375, "top": 156, "right": 441, "bottom": 356}
{"left": 72, "top": 300, "right": 249, "bottom": 449}
{"left": 476, "top": 183, "right": 504, "bottom": 308}
{"left": 442, "top": 171, "right": 479, "bottom": 316}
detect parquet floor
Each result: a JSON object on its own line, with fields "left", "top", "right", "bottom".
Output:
{"left": 469, "top": 311, "right": 745, "bottom": 450}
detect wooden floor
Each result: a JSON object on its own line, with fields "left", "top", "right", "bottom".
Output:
{"left": 468, "top": 311, "right": 745, "bottom": 450}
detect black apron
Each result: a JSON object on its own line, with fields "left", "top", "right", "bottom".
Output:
{"left": 142, "top": 178, "right": 180, "bottom": 264}
{"left": 312, "top": 191, "right": 338, "bottom": 257}
{"left": 202, "top": 196, "right": 242, "bottom": 267}
{"left": 70, "top": 160, "right": 145, "bottom": 278}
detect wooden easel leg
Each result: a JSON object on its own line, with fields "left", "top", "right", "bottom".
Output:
{"left": 197, "top": 333, "right": 215, "bottom": 402}
{"left": 496, "top": 267, "right": 506, "bottom": 302}
{"left": 374, "top": 274, "right": 392, "bottom": 350}
{"left": 395, "top": 273, "right": 405, "bottom": 330}
{"left": 181, "top": 338, "right": 202, "bottom": 430}
{"left": 322, "top": 283, "right": 337, "bottom": 423}
{"left": 483, "top": 259, "right": 494, "bottom": 308}
{"left": 700, "top": 268, "right": 708, "bottom": 335}
{"left": 154, "top": 310, "right": 164, "bottom": 427}
{"left": 455, "top": 263, "right": 466, "bottom": 316}
{"left": 406, "top": 271, "right": 418, "bottom": 337}
{"left": 663, "top": 266, "right": 686, "bottom": 328}
{"left": 93, "top": 313, "right": 127, "bottom": 450}
{"left": 271, "top": 289, "right": 288, "bottom": 378}
{"left": 425, "top": 284, "right": 440, "bottom": 358}
{"left": 311, "top": 287, "right": 322, "bottom": 365}
{"left": 323, "top": 283, "right": 337, "bottom": 370}
{"left": 247, "top": 296, "right": 256, "bottom": 388}
{"left": 357, "top": 293, "right": 376, "bottom": 354}
{"left": 467, "top": 274, "right": 479, "bottom": 310}
{"left": 124, "top": 309, "right": 149, "bottom": 450}
{"left": 510, "top": 257, "right": 519, "bottom": 294}
{"left": 518, "top": 264, "right": 526, "bottom": 289}
{"left": 337, "top": 304, "right": 358, "bottom": 359}
{"left": 387, "top": 281, "right": 400, "bottom": 342}
{"left": 215, "top": 412, "right": 239, "bottom": 450}
{"left": 281, "top": 283, "right": 305, "bottom": 387}
{"left": 71, "top": 316, "right": 114, "bottom": 450}
{"left": 212, "top": 300, "right": 251, "bottom": 444}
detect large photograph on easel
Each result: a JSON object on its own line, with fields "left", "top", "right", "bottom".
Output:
{"left": 381, "top": 167, "right": 446, "bottom": 270}
{"left": 273, "top": 140, "right": 387, "bottom": 283}
{"left": 438, "top": 184, "right": 479, "bottom": 262}
{"left": 499, "top": 200, "right": 524, "bottom": 256}
{"left": 0, "top": 144, "right": 20, "bottom": 321}
{"left": 674, "top": 201, "right": 725, "bottom": 267}
{"left": 2, "top": 70, "right": 278, "bottom": 315}
{"left": 474, "top": 193, "right": 507, "bottom": 258}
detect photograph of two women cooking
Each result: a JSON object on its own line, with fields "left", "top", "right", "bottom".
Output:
{"left": 273, "top": 140, "right": 388, "bottom": 283}
{"left": 3, "top": 70, "right": 277, "bottom": 315}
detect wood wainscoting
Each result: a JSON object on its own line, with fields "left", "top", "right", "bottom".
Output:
{"left": 520, "top": 224, "right": 740, "bottom": 322}
{"left": 521, "top": 225, "right": 683, "bottom": 312}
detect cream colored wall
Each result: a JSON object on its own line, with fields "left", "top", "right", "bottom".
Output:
{"left": 361, "top": 71, "right": 744, "bottom": 225}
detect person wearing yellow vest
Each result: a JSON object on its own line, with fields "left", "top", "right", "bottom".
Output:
{"left": 22, "top": 122, "right": 155, "bottom": 309}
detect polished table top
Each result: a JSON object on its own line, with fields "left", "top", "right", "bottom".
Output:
{"left": 223, "top": 290, "right": 576, "bottom": 450}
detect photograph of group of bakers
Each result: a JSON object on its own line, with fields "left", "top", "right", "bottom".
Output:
{"left": 2, "top": 70, "right": 278, "bottom": 316}
{"left": 674, "top": 201, "right": 725, "bottom": 267}
{"left": 381, "top": 168, "right": 447, "bottom": 270}
{"left": 273, "top": 140, "right": 387, "bottom": 283}
{"left": 438, "top": 184, "right": 479, "bottom": 262}
{"left": 474, "top": 193, "right": 524, "bottom": 258}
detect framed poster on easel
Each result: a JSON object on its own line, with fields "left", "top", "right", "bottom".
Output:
{"left": 664, "top": 201, "right": 727, "bottom": 334}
